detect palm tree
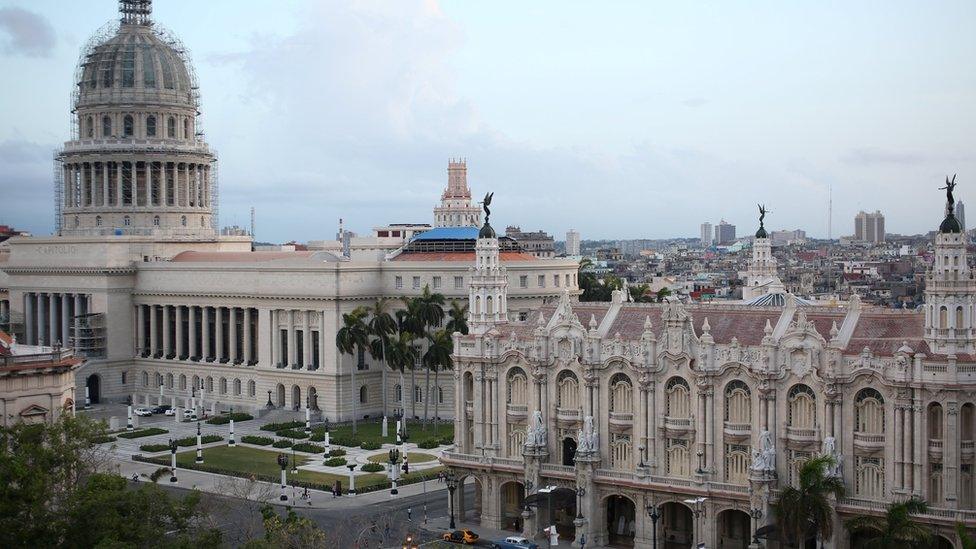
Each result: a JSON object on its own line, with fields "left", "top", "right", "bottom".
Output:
{"left": 387, "top": 330, "right": 417, "bottom": 436}
{"left": 445, "top": 300, "right": 469, "bottom": 335}
{"left": 414, "top": 286, "right": 446, "bottom": 430}
{"left": 367, "top": 298, "right": 396, "bottom": 418}
{"left": 844, "top": 497, "right": 932, "bottom": 548}
{"left": 775, "top": 455, "right": 845, "bottom": 546}
{"left": 396, "top": 302, "right": 424, "bottom": 423}
{"left": 423, "top": 328, "right": 454, "bottom": 430}
{"left": 335, "top": 306, "right": 369, "bottom": 435}
{"left": 959, "top": 523, "right": 976, "bottom": 549}
{"left": 628, "top": 283, "right": 652, "bottom": 303}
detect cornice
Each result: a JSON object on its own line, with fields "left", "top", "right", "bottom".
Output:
{"left": 2, "top": 266, "right": 137, "bottom": 276}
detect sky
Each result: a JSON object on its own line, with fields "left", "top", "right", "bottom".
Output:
{"left": 0, "top": 0, "right": 974, "bottom": 242}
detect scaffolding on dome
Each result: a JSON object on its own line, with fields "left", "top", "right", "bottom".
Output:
{"left": 53, "top": 149, "right": 64, "bottom": 235}
{"left": 72, "top": 313, "right": 106, "bottom": 359}
{"left": 209, "top": 152, "right": 220, "bottom": 232}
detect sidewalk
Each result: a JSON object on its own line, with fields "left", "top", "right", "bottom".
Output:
{"left": 116, "top": 456, "right": 448, "bottom": 510}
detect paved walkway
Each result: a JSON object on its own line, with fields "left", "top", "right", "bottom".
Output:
{"left": 421, "top": 515, "right": 576, "bottom": 548}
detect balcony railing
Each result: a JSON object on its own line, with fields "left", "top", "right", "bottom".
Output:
{"left": 853, "top": 432, "right": 885, "bottom": 449}
{"left": 786, "top": 426, "right": 817, "bottom": 440}
{"left": 556, "top": 408, "right": 581, "bottom": 422}
{"left": 609, "top": 411, "right": 634, "bottom": 424}
{"left": 723, "top": 422, "right": 751, "bottom": 436}
{"left": 506, "top": 404, "right": 529, "bottom": 418}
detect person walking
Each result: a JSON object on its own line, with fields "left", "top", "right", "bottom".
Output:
{"left": 407, "top": 507, "right": 413, "bottom": 522}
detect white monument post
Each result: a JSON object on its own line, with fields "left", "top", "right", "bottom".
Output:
{"left": 195, "top": 422, "right": 204, "bottom": 463}
{"left": 84, "top": 386, "right": 91, "bottom": 409}
{"left": 158, "top": 384, "right": 163, "bottom": 406}
{"left": 305, "top": 406, "right": 311, "bottom": 435}
{"left": 382, "top": 415, "right": 388, "bottom": 438}
{"left": 229, "top": 419, "right": 236, "bottom": 447}
{"left": 126, "top": 405, "right": 134, "bottom": 431}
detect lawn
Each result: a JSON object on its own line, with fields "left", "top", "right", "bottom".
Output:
{"left": 157, "top": 445, "right": 443, "bottom": 491}
{"left": 317, "top": 419, "right": 454, "bottom": 446}
{"left": 366, "top": 452, "right": 438, "bottom": 464}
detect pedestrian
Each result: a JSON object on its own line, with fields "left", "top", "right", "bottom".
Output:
{"left": 407, "top": 507, "right": 412, "bottom": 521}
{"left": 331, "top": 484, "right": 336, "bottom": 499}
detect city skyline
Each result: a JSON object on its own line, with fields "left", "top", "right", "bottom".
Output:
{"left": 0, "top": 0, "right": 974, "bottom": 242}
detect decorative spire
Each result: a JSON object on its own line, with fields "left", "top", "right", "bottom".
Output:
{"left": 756, "top": 203, "right": 770, "bottom": 238}
{"left": 701, "top": 317, "right": 711, "bottom": 335}
{"left": 940, "top": 174, "right": 962, "bottom": 233}
{"left": 119, "top": 0, "right": 153, "bottom": 26}
{"left": 478, "top": 192, "right": 496, "bottom": 238}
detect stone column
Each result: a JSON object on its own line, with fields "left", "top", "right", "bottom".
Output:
{"left": 80, "top": 164, "right": 89, "bottom": 207}
{"left": 175, "top": 306, "right": 184, "bottom": 359}
{"left": 705, "top": 387, "right": 714, "bottom": 472}
{"left": 183, "top": 163, "right": 190, "bottom": 207}
{"left": 137, "top": 304, "right": 146, "bottom": 355}
{"left": 215, "top": 307, "right": 224, "bottom": 362}
{"left": 474, "top": 372, "right": 485, "bottom": 450}
{"left": 37, "top": 293, "right": 46, "bottom": 346}
{"left": 115, "top": 162, "right": 122, "bottom": 206}
{"left": 243, "top": 308, "right": 252, "bottom": 364}
{"left": 697, "top": 389, "right": 707, "bottom": 468}
{"left": 146, "top": 161, "right": 153, "bottom": 206}
{"left": 229, "top": 307, "right": 238, "bottom": 364}
{"left": 287, "top": 311, "right": 296, "bottom": 366}
{"left": 202, "top": 307, "right": 211, "bottom": 361}
{"left": 894, "top": 406, "right": 904, "bottom": 490}
{"left": 188, "top": 306, "right": 197, "bottom": 359}
{"left": 132, "top": 162, "right": 139, "bottom": 206}
{"left": 303, "top": 313, "right": 312, "bottom": 369}
{"left": 149, "top": 305, "right": 158, "bottom": 357}
{"left": 911, "top": 401, "right": 920, "bottom": 494}
{"left": 259, "top": 308, "right": 273, "bottom": 368}
{"left": 947, "top": 402, "right": 959, "bottom": 507}
{"left": 162, "top": 305, "right": 172, "bottom": 358}
{"left": 24, "top": 293, "right": 34, "bottom": 345}
{"left": 47, "top": 292, "right": 58, "bottom": 346}
{"left": 648, "top": 381, "right": 657, "bottom": 468}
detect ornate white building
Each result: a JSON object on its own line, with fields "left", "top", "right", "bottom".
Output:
{"left": 0, "top": 1, "right": 579, "bottom": 425}
{"left": 445, "top": 193, "right": 976, "bottom": 548}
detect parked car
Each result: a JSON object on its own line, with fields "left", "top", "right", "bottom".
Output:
{"left": 500, "top": 536, "right": 539, "bottom": 549}
{"left": 182, "top": 409, "right": 198, "bottom": 420}
{"left": 442, "top": 529, "right": 479, "bottom": 544}
{"left": 133, "top": 406, "right": 153, "bottom": 417}
{"left": 163, "top": 408, "right": 176, "bottom": 416}
{"left": 150, "top": 405, "right": 171, "bottom": 414}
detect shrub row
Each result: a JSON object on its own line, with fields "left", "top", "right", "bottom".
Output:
{"left": 292, "top": 442, "right": 325, "bottom": 454}
{"left": 275, "top": 429, "right": 309, "bottom": 440}
{"left": 241, "top": 435, "right": 273, "bottom": 446}
{"left": 175, "top": 434, "right": 223, "bottom": 447}
{"left": 360, "top": 462, "right": 385, "bottom": 473}
{"left": 328, "top": 448, "right": 346, "bottom": 457}
{"left": 139, "top": 443, "right": 171, "bottom": 453}
{"left": 360, "top": 441, "right": 381, "bottom": 451}
{"left": 90, "top": 435, "right": 116, "bottom": 444}
{"left": 272, "top": 440, "right": 292, "bottom": 448}
{"left": 206, "top": 413, "right": 253, "bottom": 425}
{"left": 309, "top": 432, "right": 325, "bottom": 442}
{"left": 260, "top": 421, "right": 304, "bottom": 432}
{"left": 117, "top": 427, "right": 169, "bottom": 439}
{"left": 324, "top": 457, "right": 347, "bottom": 467}
{"left": 416, "top": 438, "right": 440, "bottom": 449}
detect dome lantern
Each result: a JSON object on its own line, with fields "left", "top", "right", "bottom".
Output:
{"left": 119, "top": 0, "right": 152, "bottom": 26}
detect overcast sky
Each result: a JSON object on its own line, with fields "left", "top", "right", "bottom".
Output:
{"left": 1, "top": 0, "right": 974, "bottom": 242}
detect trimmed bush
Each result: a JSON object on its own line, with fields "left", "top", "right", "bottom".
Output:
{"left": 139, "top": 443, "right": 171, "bottom": 453}
{"left": 439, "top": 434, "right": 454, "bottom": 445}
{"left": 275, "top": 429, "right": 309, "bottom": 440}
{"left": 292, "top": 442, "right": 325, "bottom": 454}
{"left": 241, "top": 435, "right": 274, "bottom": 446}
{"left": 272, "top": 439, "right": 293, "bottom": 449}
{"left": 260, "top": 421, "right": 304, "bottom": 432}
{"left": 360, "top": 440, "right": 381, "bottom": 451}
{"left": 328, "top": 448, "right": 346, "bottom": 457}
{"left": 330, "top": 435, "right": 361, "bottom": 447}
{"left": 309, "top": 432, "right": 325, "bottom": 442}
{"left": 324, "top": 457, "right": 347, "bottom": 467}
{"left": 206, "top": 412, "right": 253, "bottom": 425}
{"left": 90, "top": 435, "right": 116, "bottom": 444}
{"left": 416, "top": 438, "right": 440, "bottom": 449}
{"left": 117, "top": 427, "right": 169, "bottom": 439}
{"left": 175, "top": 434, "right": 223, "bottom": 447}
{"left": 361, "top": 462, "right": 385, "bottom": 473}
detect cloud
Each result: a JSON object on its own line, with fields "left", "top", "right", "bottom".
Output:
{"left": 0, "top": 7, "right": 56, "bottom": 58}
{"left": 841, "top": 147, "right": 926, "bottom": 166}
{"left": 681, "top": 97, "right": 708, "bottom": 108}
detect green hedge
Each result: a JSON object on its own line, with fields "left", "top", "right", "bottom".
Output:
{"left": 323, "top": 457, "right": 347, "bottom": 467}
{"left": 241, "top": 435, "right": 274, "bottom": 446}
{"left": 175, "top": 434, "right": 223, "bottom": 447}
{"left": 260, "top": 421, "right": 304, "bottom": 432}
{"left": 329, "top": 435, "right": 361, "bottom": 447}
{"left": 206, "top": 413, "right": 253, "bottom": 425}
{"left": 275, "top": 429, "right": 309, "bottom": 440}
{"left": 360, "top": 441, "right": 381, "bottom": 450}
{"left": 292, "top": 442, "right": 325, "bottom": 454}
{"left": 439, "top": 434, "right": 454, "bottom": 445}
{"left": 117, "top": 427, "right": 169, "bottom": 439}
{"left": 416, "top": 438, "right": 440, "bottom": 449}
{"left": 272, "top": 439, "right": 293, "bottom": 449}
{"left": 139, "top": 443, "right": 171, "bottom": 453}
{"left": 309, "top": 432, "right": 325, "bottom": 442}
{"left": 328, "top": 448, "right": 346, "bottom": 457}
{"left": 361, "top": 462, "right": 385, "bottom": 473}
{"left": 90, "top": 435, "right": 116, "bottom": 444}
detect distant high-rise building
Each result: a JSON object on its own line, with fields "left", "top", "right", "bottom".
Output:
{"left": 770, "top": 229, "right": 806, "bottom": 246}
{"left": 700, "top": 222, "right": 713, "bottom": 246}
{"left": 958, "top": 201, "right": 966, "bottom": 231}
{"left": 715, "top": 220, "right": 736, "bottom": 245}
{"left": 854, "top": 210, "right": 885, "bottom": 244}
{"left": 434, "top": 159, "right": 482, "bottom": 228}
{"left": 566, "top": 229, "right": 581, "bottom": 256}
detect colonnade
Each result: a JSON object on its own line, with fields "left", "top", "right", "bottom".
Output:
{"left": 136, "top": 304, "right": 256, "bottom": 366}
{"left": 22, "top": 292, "right": 90, "bottom": 347}
{"left": 269, "top": 309, "right": 324, "bottom": 371}
{"left": 62, "top": 160, "right": 211, "bottom": 210}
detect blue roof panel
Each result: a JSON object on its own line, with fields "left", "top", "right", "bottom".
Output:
{"left": 412, "top": 226, "right": 480, "bottom": 241}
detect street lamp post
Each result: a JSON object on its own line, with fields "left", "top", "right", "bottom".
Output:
{"left": 576, "top": 486, "right": 585, "bottom": 520}
{"left": 168, "top": 438, "right": 178, "bottom": 483}
{"left": 195, "top": 422, "right": 204, "bottom": 464}
{"left": 445, "top": 471, "right": 458, "bottom": 530}
{"left": 695, "top": 450, "right": 705, "bottom": 474}
{"left": 646, "top": 502, "right": 660, "bottom": 549}
{"left": 276, "top": 453, "right": 289, "bottom": 501}
{"left": 638, "top": 445, "right": 646, "bottom": 468}
{"left": 389, "top": 448, "right": 401, "bottom": 496}
{"left": 266, "top": 390, "right": 273, "bottom": 408}
{"left": 127, "top": 405, "right": 134, "bottom": 431}
{"left": 749, "top": 506, "right": 763, "bottom": 546}
{"left": 291, "top": 447, "right": 298, "bottom": 474}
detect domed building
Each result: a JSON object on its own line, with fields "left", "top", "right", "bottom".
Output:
{"left": 58, "top": 0, "right": 216, "bottom": 236}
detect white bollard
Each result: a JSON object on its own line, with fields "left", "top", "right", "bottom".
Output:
{"left": 126, "top": 405, "right": 134, "bottom": 430}
{"left": 84, "top": 386, "right": 91, "bottom": 409}
{"left": 382, "top": 416, "right": 388, "bottom": 437}
{"left": 229, "top": 419, "right": 236, "bottom": 447}
{"left": 305, "top": 407, "right": 311, "bottom": 434}
{"left": 195, "top": 422, "right": 204, "bottom": 464}
{"left": 396, "top": 420, "right": 402, "bottom": 445}
{"left": 324, "top": 431, "right": 331, "bottom": 454}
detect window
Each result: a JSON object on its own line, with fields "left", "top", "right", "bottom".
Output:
{"left": 74, "top": 216, "right": 79, "bottom": 227}
{"left": 167, "top": 117, "right": 176, "bottom": 138}
{"left": 724, "top": 380, "right": 752, "bottom": 424}
{"left": 725, "top": 443, "right": 750, "bottom": 484}
{"left": 122, "top": 47, "right": 135, "bottom": 87}
{"left": 508, "top": 425, "right": 526, "bottom": 458}
{"left": 220, "top": 378, "right": 227, "bottom": 394}
{"left": 123, "top": 215, "right": 131, "bottom": 226}
{"left": 438, "top": 386, "right": 444, "bottom": 404}
{"left": 665, "top": 377, "right": 691, "bottom": 418}
{"left": 412, "top": 276, "right": 421, "bottom": 290}
{"left": 121, "top": 371, "right": 128, "bottom": 385}
{"left": 357, "top": 347, "right": 367, "bottom": 370}
{"left": 454, "top": 276, "right": 463, "bottom": 289}
{"left": 102, "top": 115, "right": 112, "bottom": 137}
{"left": 206, "top": 377, "right": 213, "bottom": 392}
{"left": 234, "top": 379, "right": 242, "bottom": 396}
{"left": 432, "top": 276, "right": 442, "bottom": 289}
{"left": 141, "top": 45, "right": 155, "bottom": 87}
{"left": 519, "top": 275, "right": 528, "bottom": 288}
{"left": 395, "top": 384, "right": 402, "bottom": 403}
{"left": 160, "top": 54, "right": 174, "bottom": 89}
{"left": 248, "top": 380, "right": 256, "bottom": 397}
{"left": 86, "top": 116, "right": 94, "bottom": 137}
{"left": 538, "top": 275, "right": 545, "bottom": 287}
{"left": 414, "top": 385, "right": 423, "bottom": 403}
{"left": 507, "top": 368, "right": 528, "bottom": 405}
{"left": 855, "top": 456, "right": 885, "bottom": 498}
{"left": 99, "top": 49, "right": 115, "bottom": 88}
{"left": 181, "top": 215, "right": 187, "bottom": 226}
{"left": 556, "top": 370, "right": 579, "bottom": 409}
{"left": 395, "top": 276, "right": 403, "bottom": 289}
{"left": 554, "top": 274, "right": 560, "bottom": 287}
{"left": 667, "top": 438, "right": 690, "bottom": 477}
{"left": 140, "top": 372, "right": 146, "bottom": 386}
{"left": 166, "top": 373, "right": 173, "bottom": 388}
{"left": 153, "top": 215, "right": 160, "bottom": 226}
{"left": 360, "top": 385, "right": 368, "bottom": 404}
{"left": 610, "top": 433, "right": 632, "bottom": 470}
{"left": 179, "top": 374, "right": 187, "bottom": 390}
{"left": 565, "top": 274, "right": 571, "bottom": 286}
{"left": 146, "top": 115, "right": 156, "bottom": 137}
{"left": 609, "top": 374, "right": 633, "bottom": 413}
{"left": 788, "top": 384, "right": 816, "bottom": 429}
{"left": 855, "top": 388, "right": 885, "bottom": 434}
{"left": 518, "top": 312, "right": 528, "bottom": 321}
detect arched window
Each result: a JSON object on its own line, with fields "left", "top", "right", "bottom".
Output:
{"left": 86, "top": 116, "right": 94, "bottom": 137}
{"left": 438, "top": 386, "right": 444, "bottom": 404}
{"left": 609, "top": 373, "right": 633, "bottom": 414}
{"left": 142, "top": 371, "right": 149, "bottom": 386}
{"left": 166, "top": 373, "right": 173, "bottom": 388}
{"left": 360, "top": 385, "right": 368, "bottom": 404}
{"left": 167, "top": 117, "right": 176, "bottom": 138}
{"left": 234, "top": 379, "right": 242, "bottom": 395}
{"left": 666, "top": 377, "right": 691, "bottom": 418}
{"left": 155, "top": 373, "right": 163, "bottom": 387}
{"left": 610, "top": 433, "right": 632, "bottom": 469}
{"left": 507, "top": 367, "right": 528, "bottom": 406}
{"left": 508, "top": 426, "right": 526, "bottom": 457}
{"left": 102, "top": 115, "right": 112, "bottom": 137}
{"left": 788, "top": 384, "right": 816, "bottom": 429}
{"left": 667, "top": 439, "right": 690, "bottom": 477}
{"left": 855, "top": 456, "right": 885, "bottom": 498}
{"left": 179, "top": 374, "right": 186, "bottom": 390}
{"left": 184, "top": 118, "right": 191, "bottom": 139}
{"left": 74, "top": 216, "right": 79, "bottom": 227}
{"left": 395, "top": 384, "right": 402, "bottom": 403}
{"left": 414, "top": 385, "right": 422, "bottom": 403}
{"left": 153, "top": 215, "right": 160, "bottom": 226}
{"left": 220, "top": 378, "right": 227, "bottom": 394}
{"left": 248, "top": 380, "right": 256, "bottom": 397}
{"left": 180, "top": 215, "right": 187, "bottom": 226}
{"left": 957, "top": 307, "right": 965, "bottom": 329}
{"left": 724, "top": 380, "right": 752, "bottom": 424}
{"left": 726, "top": 444, "right": 751, "bottom": 484}
{"left": 855, "top": 388, "right": 885, "bottom": 434}
{"left": 206, "top": 376, "right": 213, "bottom": 392}
{"left": 95, "top": 215, "right": 102, "bottom": 226}
{"left": 200, "top": 216, "right": 205, "bottom": 227}
{"left": 123, "top": 115, "right": 134, "bottom": 136}
{"left": 928, "top": 403, "right": 944, "bottom": 439}
{"left": 123, "top": 215, "right": 131, "bottom": 226}
{"left": 940, "top": 306, "right": 948, "bottom": 328}
{"left": 146, "top": 115, "right": 156, "bottom": 137}
{"left": 557, "top": 370, "right": 579, "bottom": 409}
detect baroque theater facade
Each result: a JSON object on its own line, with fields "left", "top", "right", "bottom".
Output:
{"left": 0, "top": 1, "right": 579, "bottom": 422}
{"left": 445, "top": 196, "right": 976, "bottom": 548}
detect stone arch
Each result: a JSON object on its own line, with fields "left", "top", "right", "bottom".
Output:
{"left": 292, "top": 385, "right": 301, "bottom": 410}
{"left": 715, "top": 508, "right": 750, "bottom": 548}
{"left": 604, "top": 494, "right": 636, "bottom": 547}
{"left": 659, "top": 501, "right": 694, "bottom": 548}
{"left": 86, "top": 373, "right": 101, "bottom": 404}
{"left": 276, "top": 383, "right": 285, "bottom": 408}
{"left": 455, "top": 474, "right": 483, "bottom": 523}
{"left": 308, "top": 386, "right": 319, "bottom": 410}
{"left": 609, "top": 372, "right": 633, "bottom": 414}
{"left": 499, "top": 480, "right": 525, "bottom": 531}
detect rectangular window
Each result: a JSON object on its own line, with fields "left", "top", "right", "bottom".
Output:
{"left": 538, "top": 275, "right": 545, "bottom": 287}
{"left": 413, "top": 276, "right": 421, "bottom": 289}
{"left": 357, "top": 347, "right": 368, "bottom": 370}
{"left": 121, "top": 372, "right": 127, "bottom": 385}
{"left": 122, "top": 47, "right": 136, "bottom": 87}
{"left": 565, "top": 274, "right": 571, "bottom": 286}
{"left": 518, "top": 312, "right": 528, "bottom": 321}
{"left": 395, "top": 276, "right": 403, "bottom": 289}
{"left": 519, "top": 275, "right": 528, "bottom": 288}
{"left": 554, "top": 274, "right": 560, "bottom": 287}
{"left": 279, "top": 329, "right": 288, "bottom": 367}
{"left": 296, "top": 330, "right": 304, "bottom": 367}
{"left": 433, "top": 276, "right": 442, "bottom": 289}
{"left": 311, "top": 331, "right": 320, "bottom": 369}
{"left": 454, "top": 276, "right": 464, "bottom": 289}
